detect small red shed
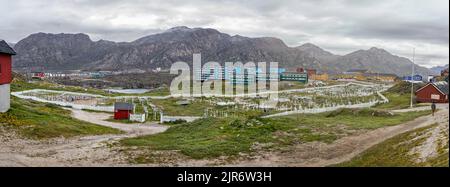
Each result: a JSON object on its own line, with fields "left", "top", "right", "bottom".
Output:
{"left": 415, "top": 82, "right": 449, "bottom": 103}
{"left": 0, "top": 40, "right": 16, "bottom": 85}
{"left": 114, "top": 102, "right": 134, "bottom": 120}
{"left": 0, "top": 40, "right": 16, "bottom": 113}
{"left": 31, "top": 72, "right": 46, "bottom": 79}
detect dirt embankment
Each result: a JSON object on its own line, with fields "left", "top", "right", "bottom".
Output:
{"left": 0, "top": 109, "right": 167, "bottom": 167}
{"left": 1, "top": 106, "right": 448, "bottom": 167}
{"left": 224, "top": 108, "right": 449, "bottom": 167}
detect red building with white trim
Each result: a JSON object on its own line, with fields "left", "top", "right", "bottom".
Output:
{"left": 31, "top": 72, "right": 46, "bottom": 79}
{"left": 0, "top": 40, "right": 16, "bottom": 113}
{"left": 415, "top": 82, "right": 449, "bottom": 103}
{"left": 114, "top": 102, "right": 134, "bottom": 120}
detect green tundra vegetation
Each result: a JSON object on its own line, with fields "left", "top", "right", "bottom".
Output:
{"left": 11, "top": 73, "right": 170, "bottom": 97}
{"left": 0, "top": 97, "right": 122, "bottom": 139}
{"left": 11, "top": 76, "right": 115, "bottom": 96}
{"left": 150, "top": 98, "right": 215, "bottom": 116}
{"left": 120, "top": 108, "right": 431, "bottom": 162}
{"left": 336, "top": 124, "right": 449, "bottom": 167}
{"left": 374, "top": 81, "right": 426, "bottom": 110}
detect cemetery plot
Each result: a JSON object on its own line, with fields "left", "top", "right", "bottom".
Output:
{"left": 12, "top": 83, "right": 390, "bottom": 121}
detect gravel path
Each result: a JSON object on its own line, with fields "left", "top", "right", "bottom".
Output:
{"left": 410, "top": 118, "right": 449, "bottom": 163}
{"left": 392, "top": 103, "right": 449, "bottom": 113}
{"left": 225, "top": 108, "right": 449, "bottom": 167}
{"left": 0, "top": 109, "right": 168, "bottom": 166}
{"left": 1, "top": 105, "right": 447, "bottom": 167}
{"left": 70, "top": 109, "right": 168, "bottom": 135}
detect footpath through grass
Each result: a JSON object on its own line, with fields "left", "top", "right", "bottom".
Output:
{"left": 120, "top": 108, "right": 431, "bottom": 162}
{"left": 0, "top": 97, "right": 123, "bottom": 139}
{"left": 336, "top": 124, "right": 449, "bottom": 167}
{"left": 374, "top": 92, "right": 412, "bottom": 110}
{"left": 374, "top": 81, "right": 425, "bottom": 110}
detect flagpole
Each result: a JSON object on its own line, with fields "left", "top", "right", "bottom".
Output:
{"left": 410, "top": 48, "right": 415, "bottom": 108}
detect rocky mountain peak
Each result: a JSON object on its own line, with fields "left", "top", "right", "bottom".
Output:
{"left": 299, "top": 43, "right": 320, "bottom": 49}
{"left": 336, "top": 47, "right": 432, "bottom": 76}
{"left": 254, "top": 37, "right": 287, "bottom": 48}
{"left": 164, "top": 26, "right": 193, "bottom": 33}
{"left": 367, "top": 47, "right": 390, "bottom": 54}
{"left": 430, "top": 64, "right": 449, "bottom": 74}
{"left": 230, "top": 35, "right": 249, "bottom": 42}
{"left": 133, "top": 26, "right": 225, "bottom": 45}
{"left": 296, "top": 43, "right": 335, "bottom": 57}
{"left": 28, "top": 32, "right": 91, "bottom": 41}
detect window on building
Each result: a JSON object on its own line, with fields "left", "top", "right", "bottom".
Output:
{"left": 431, "top": 94, "right": 440, "bottom": 100}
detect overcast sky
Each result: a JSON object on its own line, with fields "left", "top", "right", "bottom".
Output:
{"left": 0, "top": 0, "right": 448, "bottom": 67}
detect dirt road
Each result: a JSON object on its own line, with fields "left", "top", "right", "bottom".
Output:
{"left": 225, "top": 108, "right": 449, "bottom": 167}
{"left": 70, "top": 109, "right": 168, "bottom": 135}
{"left": 1, "top": 106, "right": 448, "bottom": 166}
{"left": 392, "top": 103, "right": 449, "bottom": 113}
{"left": 0, "top": 109, "right": 168, "bottom": 166}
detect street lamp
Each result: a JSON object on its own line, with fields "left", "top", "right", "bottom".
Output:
{"left": 410, "top": 48, "right": 415, "bottom": 108}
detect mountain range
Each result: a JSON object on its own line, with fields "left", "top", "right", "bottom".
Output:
{"left": 430, "top": 64, "right": 449, "bottom": 74}
{"left": 12, "top": 26, "right": 434, "bottom": 76}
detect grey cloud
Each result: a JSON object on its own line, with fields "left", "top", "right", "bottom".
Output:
{"left": 0, "top": 0, "right": 448, "bottom": 67}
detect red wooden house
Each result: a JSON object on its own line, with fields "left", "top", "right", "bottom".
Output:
{"left": 31, "top": 72, "right": 46, "bottom": 79}
{"left": 0, "top": 40, "right": 16, "bottom": 113}
{"left": 415, "top": 82, "right": 449, "bottom": 103}
{"left": 306, "top": 69, "right": 317, "bottom": 78}
{"left": 114, "top": 102, "right": 134, "bottom": 120}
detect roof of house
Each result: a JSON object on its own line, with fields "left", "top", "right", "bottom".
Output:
{"left": 114, "top": 102, "right": 134, "bottom": 111}
{"left": 345, "top": 69, "right": 368, "bottom": 73}
{"left": 416, "top": 81, "right": 449, "bottom": 95}
{"left": 0, "top": 40, "right": 16, "bottom": 55}
{"left": 282, "top": 71, "right": 308, "bottom": 74}
{"left": 364, "top": 73, "right": 398, "bottom": 77}
{"left": 434, "top": 81, "right": 449, "bottom": 95}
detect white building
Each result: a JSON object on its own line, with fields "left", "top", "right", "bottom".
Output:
{"left": 0, "top": 40, "right": 17, "bottom": 113}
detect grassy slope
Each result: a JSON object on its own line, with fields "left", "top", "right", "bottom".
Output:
{"left": 336, "top": 124, "right": 449, "bottom": 167}
{"left": 120, "top": 108, "right": 430, "bottom": 161}
{"left": 374, "top": 92, "right": 411, "bottom": 110}
{"left": 3, "top": 75, "right": 122, "bottom": 139}
{"left": 374, "top": 81, "right": 425, "bottom": 110}
{"left": 151, "top": 98, "right": 213, "bottom": 116}
{"left": 0, "top": 97, "right": 122, "bottom": 139}
{"left": 11, "top": 77, "right": 110, "bottom": 95}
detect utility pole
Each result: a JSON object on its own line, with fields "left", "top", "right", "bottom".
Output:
{"left": 410, "top": 48, "right": 415, "bottom": 108}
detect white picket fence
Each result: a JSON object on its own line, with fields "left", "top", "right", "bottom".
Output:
{"left": 130, "top": 114, "right": 146, "bottom": 123}
{"left": 160, "top": 115, "right": 202, "bottom": 123}
{"left": 262, "top": 91, "right": 389, "bottom": 118}
{"left": 12, "top": 90, "right": 114, "bottom": 112}
{"left": 12, "top": 81, "right": 392, "bottom": 119}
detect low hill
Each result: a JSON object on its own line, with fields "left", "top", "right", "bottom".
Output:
{"left": 386, "top": 81, "right": 425, "bottom": 95}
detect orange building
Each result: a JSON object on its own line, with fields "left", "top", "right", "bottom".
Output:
{"left": 311, "top": 73, "right": 329, "bottom": 81}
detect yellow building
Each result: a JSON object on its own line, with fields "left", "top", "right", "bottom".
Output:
{"left": 311, "top": 73, "right": 329, "bottom": 81}
{"left": 366, "top": 73, "right": 397, "bottom": 82}
{"left": 338, "top": 69, "right": 397, "bottom": 82}
{"left": 336, "top": 73, "right": 366, "bottom": 81}
{"left": 339, "top": 69, "right": 368, "bottom": 81}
